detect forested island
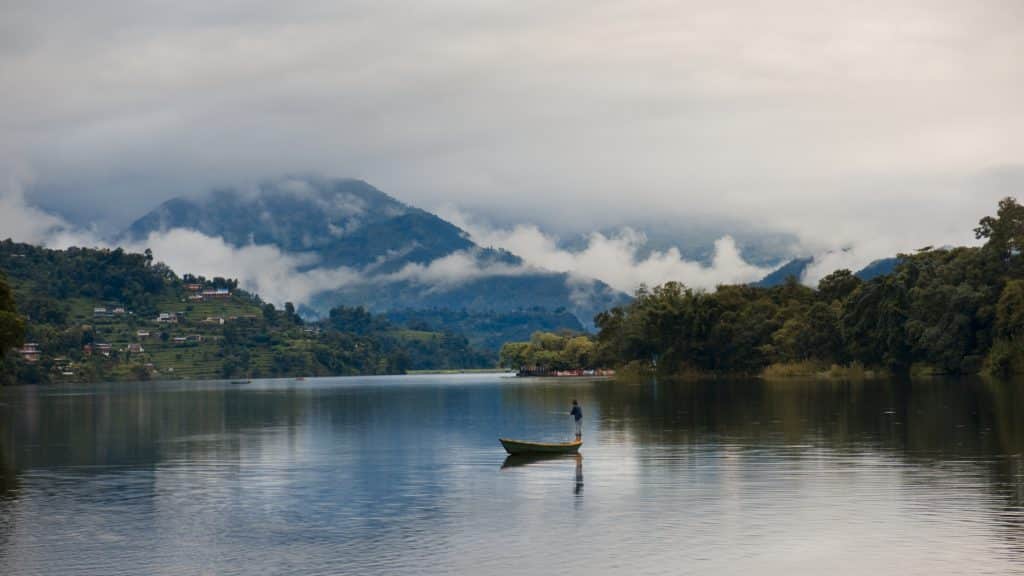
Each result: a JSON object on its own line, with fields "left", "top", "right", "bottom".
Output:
{"left": 586, "top": 197, "right": 1024, "bottom": 378}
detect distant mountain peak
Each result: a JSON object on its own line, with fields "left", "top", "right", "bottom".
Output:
{"left": 752, "top": 255, "right": 901, "bottom": 287}
{"left": 125, "top": 176, "right": 474, "bottom": 268}
{"left": 123, "top": 176, "right": 627, "bottom": 324}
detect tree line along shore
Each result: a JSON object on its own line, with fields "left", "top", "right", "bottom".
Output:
{"left": 501, "top": 197, "right": 1024, "bottom": 379}
{"left": 4, "top": 196, "right": 1024, "bottom": 383}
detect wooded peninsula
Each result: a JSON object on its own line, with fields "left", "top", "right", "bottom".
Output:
{"left": 579, "top": 197, "right": 1024, "bottom": 378}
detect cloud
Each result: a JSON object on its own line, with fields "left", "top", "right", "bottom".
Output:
{"left": 380, "top": 249, "right": 532, "bottom": 290}
{"left": 0, "top": 184, "right": 548, "bottom": 306}
{"left": 3, "top": 0, "right": 1021, "bottom": 304}
{"left": 800, "top": 247, "right": 886, "bottom": 287}
{"left": 125, "top": 229, "right": 363, "bottom": 306}
{"left": 1, "top": 0, "right": 1019, "bottom": 266}
{"left": 443, "top": 208, "right": 776, "bottom": 292}
{"left": 0, "top": 183, "right": 366, "bottom": 305}
{"left": 0, "top": 179, "right": 78, "bottom": 245}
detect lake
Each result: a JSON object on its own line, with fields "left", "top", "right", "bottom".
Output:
{"left": 2, "top": 374, "right": 1023, "bottom": 575}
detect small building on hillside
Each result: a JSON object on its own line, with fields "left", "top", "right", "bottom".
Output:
{"left": 137, "top": 330, "right": 150, "bottom": 338}
{"left": 18, "top": 343, "right": 40, "bottom": 363}
{"left": 184, "top": 283, "right": 203, "bottom": 292}
{"left": 126, "top": 343, "right": 144, "bottom": 354}
{"left": 156, "top": 313, "right": 178, "bottom": 324}
{"left": 201, "top": 288, "right": 231, "bottom": 299}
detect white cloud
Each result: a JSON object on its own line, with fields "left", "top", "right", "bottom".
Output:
{"left": 380, "top": 249, "right": 532, "bottom": 289}
{"left": 0, "top": 0, "right": 1018, "bottom": 262}
{"left": 0, "top": 184, "right": 550, "bottom": 306}
{"left": 0, "top": 179, "right": 77, "bottom": 245}
{"left": 124, "top": 229, "right": 363, "bottom": 306}
{"left": 444, "top": 209, "right": 776, "bottom": 292}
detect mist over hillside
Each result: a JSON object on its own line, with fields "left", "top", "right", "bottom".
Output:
{"left": 122, "top": 176, "right": 629, "bottom": 326}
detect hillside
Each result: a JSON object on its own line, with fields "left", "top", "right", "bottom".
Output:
{"left": 123, "top": 176, "right": 627, "bottom": 325}
{"left": 0, "top": 240, "right": 494, "bottom": 384}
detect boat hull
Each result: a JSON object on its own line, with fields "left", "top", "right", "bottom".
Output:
{"left": 499, "top": 437, "right": 582, "bottom": 455}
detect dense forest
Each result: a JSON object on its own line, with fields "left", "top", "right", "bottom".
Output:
{"left": 0, "top": 240, "right": 492, "bottom": 384}
{"left": 591, "top": 197, "right": 1024, "bottom": 377}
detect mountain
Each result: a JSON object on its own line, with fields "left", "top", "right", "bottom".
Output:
{"left": 752, "top": 257, "right": 814, "bottom": 287}
{"left": 124, "top": 177, "right": 480, "bottom": 271}
{"left": 125, "top": 176, "right": 628, "bottom": 326}
{"left": 753, "top": 256, "right": 902, "bottom": 287}
{"left": 855, "top": 257, "right": 900, "bottom": 280}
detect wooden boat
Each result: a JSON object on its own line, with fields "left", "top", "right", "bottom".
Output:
{"left": 499, "top": 437, "right": 582, "bottom": 455}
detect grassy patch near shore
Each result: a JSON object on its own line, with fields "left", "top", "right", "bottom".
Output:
{"left": 761, "top": 361, "right": 887, "bottom": 380}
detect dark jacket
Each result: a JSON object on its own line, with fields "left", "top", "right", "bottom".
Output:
{"left": 570, "top": 405, "right": 582, "bottom": 421}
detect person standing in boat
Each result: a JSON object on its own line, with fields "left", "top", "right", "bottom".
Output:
{"left": 570, "top": 399, "right": 583, "bottom": 439}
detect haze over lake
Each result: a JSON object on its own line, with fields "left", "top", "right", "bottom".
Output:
{"left": 2, "top": 374, "right": 1023, "bottom": 575}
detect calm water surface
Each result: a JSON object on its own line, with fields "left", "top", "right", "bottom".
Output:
{"left": 2, "top": 374, "right": 1024, "bottom": 575}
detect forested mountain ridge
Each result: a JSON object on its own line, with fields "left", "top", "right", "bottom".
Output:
{"left": 0, "top": 240, "right": 494, "bottom": 384}
{"left": 124, "top": 177, "right": 480, "bottom": 271}
{"left": 594, "top": 197, "right": 1024, "bottom": 377}
{"left": 123, "top": 176, "right": 627, "bottom": 325}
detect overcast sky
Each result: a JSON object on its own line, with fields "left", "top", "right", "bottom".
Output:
{"left": 2, "top": 0, "right": 1022, "bottom": 267}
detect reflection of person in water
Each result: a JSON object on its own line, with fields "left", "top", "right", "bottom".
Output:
{"left": 574, "top": 454, "right": 584, "bottom": 496}
{"left": 570, "top": 399, "right": 582, "bottom": 439}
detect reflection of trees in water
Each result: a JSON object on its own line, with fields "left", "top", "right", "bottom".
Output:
{"left": 1, "top": 383, "right": 313, "bottom": 471}
{"left": 3, "top": 376, "right": 1024, "bottom": 555}
{"left": 0, "top": 432, "right": 16, "bottom": 499}
{"left": 0, "top": 410, "right": 18, "bottom": 553}
{"left": 593, "top": 375, "right": 1024, "bottom": 552}
{"left": 590, "top": 376, "right": 1024, "bottom": 459}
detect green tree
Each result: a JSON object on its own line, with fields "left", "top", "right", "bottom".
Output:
{"left": 499, "top": 341, "right": 530, "bottom": 369}
{"left": 818, "top": 269, "right": 862, "bottom": 303}
{"left": 975, "top": 197, "right": 1024, "bottom": 261}
{"left": 996, "top": 280, "right": 1024, "bottom": 340}
{"left": 0, "top": 272, "right": 26, "bottom": 384}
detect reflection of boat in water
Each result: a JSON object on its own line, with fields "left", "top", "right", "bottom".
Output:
{"left": 500, "top": 453, "right": 584, "bottom": 496}
{"left": 575, "top": 453, "right": 583, "bottom": 495}
{"left": 499, "top": 437, "right": 582, "bottom": 455}
{"left": 501, "top": 452, "right": 579, "bottom": 469}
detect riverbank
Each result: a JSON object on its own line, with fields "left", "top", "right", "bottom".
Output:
{"left": 615, "top": 359, "right": 1018, "bottom": 381}
{"left": 406, "top": 368, "right": 508, "bottom": 375}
